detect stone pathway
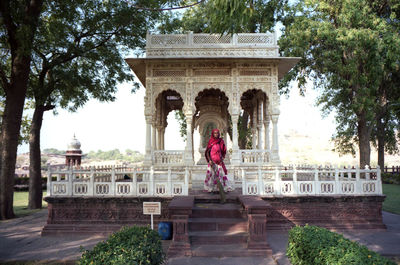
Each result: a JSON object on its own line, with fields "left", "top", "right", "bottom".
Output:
{"left": 0, "top": 209, "right": 399, "bottom": 264}
{"left": 0, "top": 210, "right": 106, "bottom": 263}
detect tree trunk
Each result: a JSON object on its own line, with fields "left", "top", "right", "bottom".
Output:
{"left": 357, "top": 113, "right": 371, "bottom": 168}
{"left": 0, "top": 80, "right": 29, "bottom": 219}
{"left": 376, "top": 117, "right": 385, "bottom": 171}
{"left": 28, "top": 106, "right": 45, "bottom": 209}
{"left": 238, "top": 111, "right": 249, "bottom": 149}
{"left": 0, "top": 0, "right": 44, "bottom": 219}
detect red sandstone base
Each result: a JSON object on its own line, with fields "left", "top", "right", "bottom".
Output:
{"left": 42, "top": 195, "right": 386, "bottom": 236}
{"left": 42, "top": 197, "right": 172, "bottom": 236}
{"left": 263, "top": 195, "right": 386, "bottom": 230}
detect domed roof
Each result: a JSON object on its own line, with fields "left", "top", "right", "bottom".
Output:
{"left": 67, "top": 134, "right": 81, "bottom": 151}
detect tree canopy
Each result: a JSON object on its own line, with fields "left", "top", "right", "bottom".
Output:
{"left": 159, "top": 0, "right": 286, "bottom": 34}
{"left": 0, "top": 0, "right": 183, "bottom": 218}
{"left": 279, "top": 0, "right": 400, "bottom": 167}
{"left": 26, "top": 0, "right": 177, "bottom": 209}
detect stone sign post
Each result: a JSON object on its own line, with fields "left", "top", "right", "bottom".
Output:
{"left": 143, "top": 202, "right": 161, "bottom": 229}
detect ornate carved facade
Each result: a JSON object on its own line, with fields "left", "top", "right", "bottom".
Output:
{"left": 126, "top": 33, "right": 299, "bottom": 177}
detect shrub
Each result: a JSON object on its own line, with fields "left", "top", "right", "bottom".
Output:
{"left": 382, "top": 173, "right": 400, "bottom": 184}
{"left": 287, "top": 225, "right": 395, "bottom": 265}
{"left": 13, "top": 177, "right": 54, "bottom": 191}
{"left": 79, "top": 226, "right": 165, "bottom": 265}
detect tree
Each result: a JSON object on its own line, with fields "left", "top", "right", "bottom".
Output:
{"left": 0, "top": 100, "right": 33, "bottom": 146}
{"left": 373, "top": 71, "right": 400, "bottom": 169}
{"left": 174, "top": 110, "right": 187, "bottom": 141}
{"left": 279, "top": 0, "right": 400, "bottom": 167}
{"left": 368, "top": 1, "right": 400, "bottom": 170}
{"left": 0, "top": 0, "right": 44, "bottom": 219}
{"left": 26, "top": 0, "right": 171, "bottom": 209}
{"left": 86, "top": 149, "right": 144, "bottom": 162}
{"left": 1, "top": 0, "right": 188, "bottom": 217}
{"left": 42, "top": 148, "right": 65, "bottom": 155}
{"left": 159, "top": 0, "right": 287, "bottom": 34}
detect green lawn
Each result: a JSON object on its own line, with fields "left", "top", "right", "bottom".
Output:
{"left": 382, "top": 184, "right": 400, "bottom": 215}
{"left": 13, "top": 191, "right": 47, "bottom": 217}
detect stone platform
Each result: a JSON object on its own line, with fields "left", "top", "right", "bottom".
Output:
{"left": 42, "top": 189, "right": 386, "bottom": 257}
{"left": 42, "top": 191, "right": 386, "bottom": 235}
{"left": 42, "top": 197, "right": 172, "bottom": 235}
{"left": 264, "top": 195, "right": 386, "bottom": 230}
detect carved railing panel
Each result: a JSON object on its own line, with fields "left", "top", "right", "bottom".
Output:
{"left": 146, "top": 33, "right": 278, "bottom": 58}
{"left": 47, "top": 165, "right": 189, "bottom": 197}
{"left": 153, "top": 150, "right": 184, "bottom": 165}
{"left": 241, "top": 165, "right": 383, "bottom": 196}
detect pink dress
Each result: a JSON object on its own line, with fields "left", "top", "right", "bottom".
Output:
{"left": 204, "top": 143, "right": 232, "bottom": 192}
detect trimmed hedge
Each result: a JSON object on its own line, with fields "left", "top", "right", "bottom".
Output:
{"left": 79, "top": 226, "right": 165, "bottom": 265}
{"left": 14, "top": 177, "right": 46, "bottom": 186}
{"left": 382, "top": 173, "right": 400, "bottom": 184}
{"left": 287, "top": 225, "right": 395, "bottom": 265}
{"left": 14, "top": 177, "right": 58, "bottom": 191}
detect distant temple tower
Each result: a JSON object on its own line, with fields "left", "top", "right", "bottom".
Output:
{"left": 65, "top": 134, "right": 83, "bottom": 166}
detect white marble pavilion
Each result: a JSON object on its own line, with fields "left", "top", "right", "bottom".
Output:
{"left": 126, "top": 32, "right": 299, "bottom": 175}
{"left": 45, "top": 33, "right": 383, "bottom": 198}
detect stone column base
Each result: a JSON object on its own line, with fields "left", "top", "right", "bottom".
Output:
{"left": 167, "top": 242, "right": 192, "bottom": 257}
{"left": 167, "top": 196, "right": 194, "bottom": 257}
{"left": 239, "top": 195, "right": 273, "bottom": 255}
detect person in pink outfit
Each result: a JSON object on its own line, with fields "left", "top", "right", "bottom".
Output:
{"left": 204, "top": 129, "right": 232, "bottom": 193}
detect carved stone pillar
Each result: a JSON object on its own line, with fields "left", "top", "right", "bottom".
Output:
{"left": 144, "top": 116, "right": 152, "bottom": 165}
{"left": 264, "top": 116, "right": 270, "bottom": 152}
{"left": 231, "top": 114, "right": 240, "bottom": 165}
{"left": 156, "top": 127, "right": 162, "bottom": 151}
{"left": 257, "top": 100, "right": 264, "bottom": 150}
{"left": 271, "top": 114, "right": 280, "bottom": 163}
{"left": 252, "top": 106, "right": 257, "bottom": 149}
{"left": 184, "top": 115, "right": 194, "bottom": 165}
{"left": 152, "top": 123, "right": 157, "bottom": 152}
{"left": 161, "top": 127, "right": 165, "bottom": 150}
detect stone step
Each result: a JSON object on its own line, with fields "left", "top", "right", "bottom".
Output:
{"left": 191, "top": 203, "right": 243, "bottom": 218}
{"left": 190, "top": 231, "right": 248, "bottom": 244}
{"left": 194, "top": 197, "right": 240, "bottom": 204}
{"left": 188, "top": 217, "right": 247, "bottom": 232}
{"left": 190, "top": 189, "right": 242, "bottom": 203}
{"left": 190, "top": 243, "right": 271, "bottom": 257}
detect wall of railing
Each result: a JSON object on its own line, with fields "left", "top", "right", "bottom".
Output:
{"left": 145, "top": 32, "right": 279, "bottom": 58}
{"left": 152, "top": 150, "right": 270, "bottom": 166}
{"left": 240, "top": 150, "right": 270, "bottom": 164}
{"left": 47, "top": 165, "right": 189, "bottom": 197}
{"left": 147, "top": 32, "right": 277, "bottom": 48}
{"left": 241, "top": 165, "right": 383, "bottom": 196}
{"left": 153, "top": 150, "right": 184, "bottom": 165}
{"left": 47, "top": 164, "right": 383, "bottom": 197}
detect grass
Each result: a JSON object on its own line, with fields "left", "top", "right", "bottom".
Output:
{"left": 13, "top": 191, "right": 47, "bottom": 217}
{"left": 382, "top": 184, "right": 400, "bottom": 215}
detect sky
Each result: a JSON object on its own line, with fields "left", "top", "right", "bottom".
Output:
{"left": 17, "top": 80, "right": 337, "bottom": 154}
